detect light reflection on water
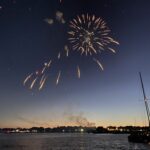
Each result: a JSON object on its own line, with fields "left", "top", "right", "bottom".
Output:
{"left": 0, "top": 133, "right": 150, "bottom": 150}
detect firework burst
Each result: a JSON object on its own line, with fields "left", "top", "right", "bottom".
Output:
{"left": 68, "top": 14, "right": 119, "bottom": 56}
{"left": 68, "top": 14, "right": 119, "bottom": 71}
{"left": 24, "top": 13, "right": 119, "bottom": 90}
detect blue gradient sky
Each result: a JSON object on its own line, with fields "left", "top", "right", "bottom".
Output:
{"left": 0, "top": 0, "right": 150, "bottom": 127}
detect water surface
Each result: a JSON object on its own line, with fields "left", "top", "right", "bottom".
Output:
{"left": 0, "top": 133, "right": 150, "bottom": 150}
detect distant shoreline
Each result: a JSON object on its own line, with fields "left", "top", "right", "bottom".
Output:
{"left": 0, "top": 126, "right": 149, "bottom": 134}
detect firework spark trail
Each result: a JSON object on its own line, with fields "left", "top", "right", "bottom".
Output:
{"left": 24, "top": 73, "right": 33, "bottom": 85}
{"left": 40, "top": 74, "right": 45, "bottom": 85}
{"left": 77, "top": 66, "right": 81, "bottom": 78}
{"left": 42, "top": 66, "right": 46, "bottom": 74}
{"left": 47, "top": 60, "right": 52, "bottom": 67}
{"left": 58, "top": 52, "right": 61, "bottom": 59}
{"left": 108, "top": 47, "right": 116, "bottom": 53}
{"left": 68, "top": 14, "right": 119, "bottom": 56}
{"left": 41, "top": 61, "right": 51, "bottom": 71}
{"left": 39, "top": 76, "right": 48, "bottom": 90}
{"left": 30, "top": 77, "right": 38, "bottom": 89}
{"left": 56, "top": 71, "right": 61, "bottom": 85}
{"left": 93, "top": 58, "right": 104, "bottom": 71}
{"left": 64, "top": 45, "right": 69, "bottom": 57}
{"left": 24, "top": 60, "right": 53, "bottom": 90}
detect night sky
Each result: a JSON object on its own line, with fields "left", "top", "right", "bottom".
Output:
{"left": 0, "top": 0, "right": 150, "bottom": 128}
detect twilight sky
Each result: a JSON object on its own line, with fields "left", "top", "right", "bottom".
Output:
{"left": 0, "top": 0, "right": 150, "bottom": 128}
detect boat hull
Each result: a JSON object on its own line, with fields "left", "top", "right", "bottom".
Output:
{"left": 128, "top": 132, "right": 150, "bottom": 143}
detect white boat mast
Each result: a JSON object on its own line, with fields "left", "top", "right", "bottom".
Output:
{"left": 139, "top": 72, "right": 150, "bottom": 127}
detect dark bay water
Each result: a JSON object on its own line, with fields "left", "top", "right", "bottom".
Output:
{"left": 0, "top": 133, "right": 150, "bottom": 150}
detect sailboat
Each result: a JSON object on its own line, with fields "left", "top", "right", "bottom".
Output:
{"left": 128, "top": 72, "right": 150, "bottom": 143}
